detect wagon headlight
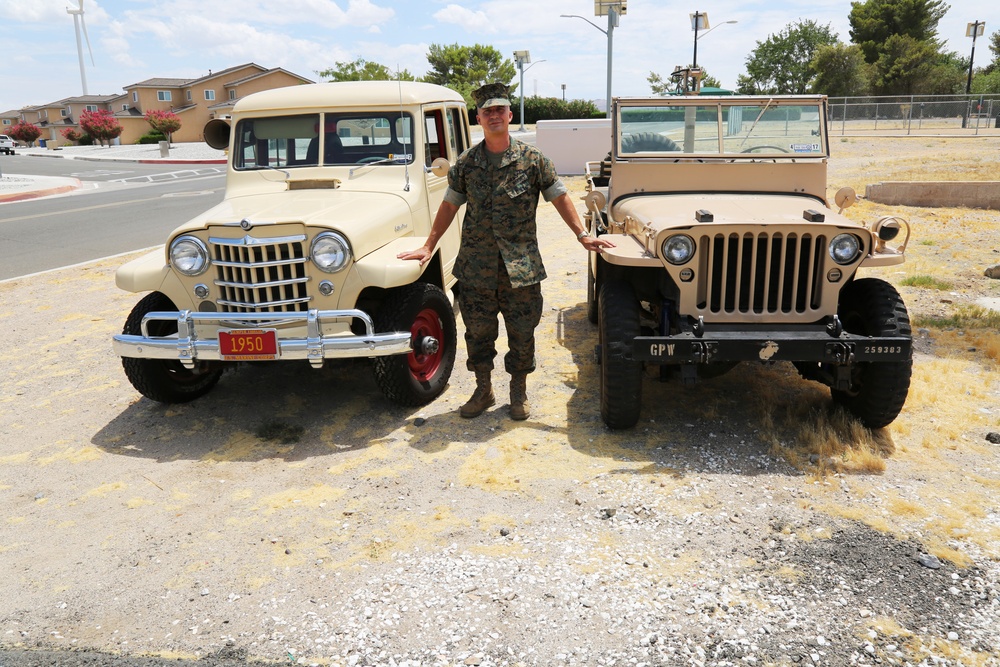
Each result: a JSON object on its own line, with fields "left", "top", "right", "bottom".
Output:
{"left": 311, "top": 232, "right": 351, "bottom": 273}
{"left": 661, "top": 234, "right": 696, "bottom": 265}
{"left": 170, "top": 235, "right": 209, "bottom": 276}
{"left": 829, "top": 234, "right": 861, "bottom": 265}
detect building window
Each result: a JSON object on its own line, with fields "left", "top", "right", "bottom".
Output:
{"left": 157, "top": 91, "right": 172, "bottom": 102}
{"left": 2, "top": 119, "right": 11, "bottom": 126}
{"left": 85, "top": 105, "right": 98, "bottom": 112}
{"left": 61, "top": 108, "right": 70, "bottom": 117}
{"left": 132, "top": 92, "right": 138, "bottom": 103}
{"left": 186, "top": 91, "right": 192, "bottom": 101}
{"left": 205, "top": 90, "right": 216, "bottom": 101}
{"left": 229, "top": 90, "right": 236, "bottom": 100}
{"left": 122, "top": 104, "right": 129, "bottom": 111}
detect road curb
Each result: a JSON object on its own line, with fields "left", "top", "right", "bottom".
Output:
{"left": 22, "top": 152, "right": 226, "bottom": 165}
{"left": 0, "top": 179, "right": 81, "bottom": 203}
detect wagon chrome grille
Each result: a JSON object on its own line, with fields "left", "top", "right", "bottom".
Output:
{"left": 209, "top": 235, "right": 311, "bottom": 313}
{"left": 696, "top": 231, "right": 826, "bottom": 315}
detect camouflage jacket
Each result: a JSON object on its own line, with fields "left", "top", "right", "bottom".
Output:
{"left": 445, "top": 137, "right": 566, "bottom": 289}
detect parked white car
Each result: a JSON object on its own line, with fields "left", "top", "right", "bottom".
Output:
{"left": 0, "top": 134, "right": 15, "bottom": 155}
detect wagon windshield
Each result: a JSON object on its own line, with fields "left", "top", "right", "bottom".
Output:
{"left": 618, "top": 101, "right": 827, "bottom": 158}
{"left": 233, "top": 112, "right": 415, "bottom": 170}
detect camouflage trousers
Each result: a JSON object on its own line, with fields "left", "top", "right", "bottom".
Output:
{"left": 458, "top": 255, "right": 543, "bottom": 375}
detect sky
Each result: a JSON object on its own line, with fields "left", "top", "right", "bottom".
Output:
{"left": 1, "top": 0, "right": 996, "bottom": 115}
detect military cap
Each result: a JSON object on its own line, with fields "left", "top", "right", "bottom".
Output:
{"left": 472, "top": 82, "right": 511, "bottom": 109}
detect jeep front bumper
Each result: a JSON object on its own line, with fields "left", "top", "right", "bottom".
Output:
{"left": 112, "top": 308, "right": 413, "bottom": 369}
{"left": 633, "top": 330, "right": 911, "bottom": 364}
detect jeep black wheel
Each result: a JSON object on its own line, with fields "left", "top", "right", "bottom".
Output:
{"left": 599, "top": 280, "right": 642, "bottom": 429}
{"left": 586, "top": 256, "right": 600, "bottom": 324}
{"left": 832, "top": 278, "right": 912, "bottom": 429}
{"left": 373, "top": 283, "right": 456, "bottom": 406}
{"left": 121, "top": 292, "right": 224, "bottom": 403}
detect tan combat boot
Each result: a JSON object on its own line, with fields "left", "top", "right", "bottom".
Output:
{"left": 509, "top": 373, "right": 530, "bottom": 421}
{"left": 460, "top": 371, "right": 495, "bottom": 418}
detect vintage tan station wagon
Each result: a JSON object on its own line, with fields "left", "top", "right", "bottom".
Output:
{"left": 112, "top": 82, "right": 471, "bottom": 406}
{"left": 585, "top": 93, "right": 913, "bottom": 430}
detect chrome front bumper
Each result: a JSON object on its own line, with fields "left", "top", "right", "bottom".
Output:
{"left": 112, "top": 309, "right": 412, "bottom": 369}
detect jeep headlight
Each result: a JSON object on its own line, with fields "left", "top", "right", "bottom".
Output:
{"left": 829, "top": 233, "right": 861, "bottom": 265}
{"left": 170, "top": 235, "right": 209, "bottom": 276}
{"left": 311, "top": 232, "right": 351, "bottom": 273}
{"left": 661, "top": 234, "right": 696, "bottom": 265}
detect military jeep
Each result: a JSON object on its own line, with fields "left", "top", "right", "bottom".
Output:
{"left": 113, "top": 82, "right": 471, "bottom": 406}
{"left": 584, "top": 93, "right": 912, "bottom": 429}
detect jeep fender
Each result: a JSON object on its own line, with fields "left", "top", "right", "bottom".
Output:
{"left": 354, "top": 237, "right": 437, "bottom": 288}
{"left": 114, "top": 249, "right": 187, "bottom": 299}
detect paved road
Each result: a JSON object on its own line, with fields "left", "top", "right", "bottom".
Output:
{"left": 0, "top": 158, "right": 225, "bottom": 281}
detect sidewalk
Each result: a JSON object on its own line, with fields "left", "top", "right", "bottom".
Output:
{"left": 0, "top": 142, "right": 227, "bottom": 203}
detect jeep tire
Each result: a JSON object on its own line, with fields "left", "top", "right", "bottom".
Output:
{"left": 373, "top": 283, "right": 456, "bottom": 406}
{"left": 121, "top": 292, "right": 224, "bottom": 403}
{"left": 599, "top": 280, "right": 642, "bottom": 429}
{"left": 832, "top": 278, "right": 912, "bottom": 429}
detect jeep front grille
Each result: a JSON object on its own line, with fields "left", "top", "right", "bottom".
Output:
{"left": 210, "top": 235, "right": 310, "bottom": 313}
{"left": 696, "top": 231, "right": 826, "bottom": 315}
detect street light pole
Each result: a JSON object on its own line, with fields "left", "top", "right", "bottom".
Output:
{"left": 513, "top": 50, "right": 530, "bottom": 132}
{"left": 966, "top": 20, "right": 985, "bottom": 95}
{"left": 692, "top": 11, "right": 704, "bottom": 69}
{"left": 561, "top": 3, "right": 624, "bottom": 119}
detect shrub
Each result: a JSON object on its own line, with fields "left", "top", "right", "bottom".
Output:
{"left": 137, "top": 131, "right": 167, "bottom": 145}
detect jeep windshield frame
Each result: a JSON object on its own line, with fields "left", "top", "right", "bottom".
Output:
{"left": 233, "top": 111, "right": 416, "bottom": 171}
{"left": 615, "top": 96, "right": 829, "bottom": 160}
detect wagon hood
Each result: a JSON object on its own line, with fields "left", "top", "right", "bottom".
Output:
{"left": 170, "top": 189, "right": 417, "bottom": 259}
{"left": 613, "top": 193, "right": 854, "bottom": 231}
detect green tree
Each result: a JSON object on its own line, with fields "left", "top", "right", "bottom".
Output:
{"left": 8, "top": 121, "right": 42, "bottom": 146}
{"left": 736, "top": 20, "right": 839, "bottom": 94}
{"left": 144, "top": 109, "right": 182, "bottom": 143}
{"left": 869, "top": 34, "right": 963, "bottom": 94}
{"left": 849, "top": 0, "right": 949, "bottom": 63}
{"left": 811, "top": 43, "right": 870, "bottom": 96}
{"left": 647, "top": 69, "right": 722, "bottom": 95}
{"left": 423, "top": 43, "right": 517, "bottom": 104}
{"left": 317, "top": 57, "right": 415, "bottom": 82}
{"left": 983, "top": 30, "right": 1000, "bottom": 75}
{"left": 78, "top": 109, "right": 123, "bottom": 147}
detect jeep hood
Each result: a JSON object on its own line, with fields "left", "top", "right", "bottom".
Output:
{"left": 170, "top": 189, "right": 416, "bottom": 258}
{"left": 613, "top": 193, "right": 853, "bottom": 230}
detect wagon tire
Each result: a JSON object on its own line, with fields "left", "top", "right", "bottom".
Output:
{"left": 121, "top": 292, "right": 224, "bottom": 403}
{"left": 373, "top": 283, "right": 456, "bottom": 406}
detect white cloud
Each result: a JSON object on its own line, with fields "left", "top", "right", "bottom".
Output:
{"left": 433, "top": 4, "right": 495, "bottom": 34}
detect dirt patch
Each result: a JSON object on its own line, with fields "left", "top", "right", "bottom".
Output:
{"left": 0, "top": 138, "right": 998, "bottom": 666}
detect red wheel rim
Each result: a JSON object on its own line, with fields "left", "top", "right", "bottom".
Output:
{"left": 408, "top": 308, "right": 444, "bottom": 381}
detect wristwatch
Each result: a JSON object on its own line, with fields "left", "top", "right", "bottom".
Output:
{"left": 576, "top": 230, "right": 590, "bottom": 240}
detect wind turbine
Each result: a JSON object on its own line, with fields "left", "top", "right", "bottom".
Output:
{"left": 67, "top": 0, "right": 95, "bottom": 95}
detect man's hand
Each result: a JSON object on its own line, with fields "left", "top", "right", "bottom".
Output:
{"left": 397, "top": 247, "right": 432, "bottom": 266}
{"left": 581, "top": 235, "right": 616, "bottom": 253}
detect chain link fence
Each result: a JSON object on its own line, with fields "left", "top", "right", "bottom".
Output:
{"left": 827, "top": 94, "right": 1000, "bottom": 135}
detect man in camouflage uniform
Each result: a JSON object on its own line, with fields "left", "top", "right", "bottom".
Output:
{"left": 398, "top": 83, "right": 614, "bottom": 420}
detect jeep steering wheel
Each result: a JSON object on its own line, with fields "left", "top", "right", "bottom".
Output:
{"left": 741, "top": 145, "right": 790, "bottom": 153}
{"left": 356, "top": 156, "right": 385, "bottom": 164}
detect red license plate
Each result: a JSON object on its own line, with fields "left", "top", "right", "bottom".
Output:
{"left": 218, "top": 329, "right": 278, "bottom": 360}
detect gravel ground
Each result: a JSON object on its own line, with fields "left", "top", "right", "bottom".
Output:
{"left": 1, "top": 137, "right": 998, "bottom": 667}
